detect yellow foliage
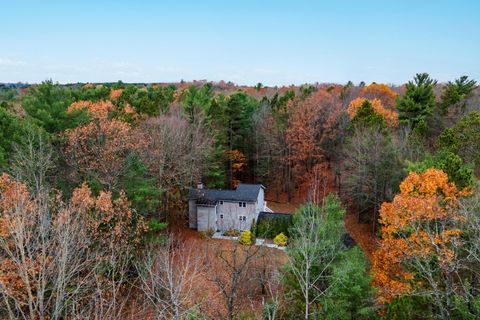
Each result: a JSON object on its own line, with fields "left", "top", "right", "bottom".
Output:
{"left": 238, "top": 230, "right": 253, "bottom": 245}
{"left": 273, "top": 232, "right": 288, "bottom": 246}
{"left": 347, "top": 97, "right": 399, "bottom": 127}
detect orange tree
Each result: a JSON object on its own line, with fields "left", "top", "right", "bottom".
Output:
{"left": 360, "top": 83, "right": 398, "bottom": 108}
{"left": 64, "top": 100, "right": 144, "bottom": 191}
{"left": 372, "top": 168, "right": 472, "bottom": 318}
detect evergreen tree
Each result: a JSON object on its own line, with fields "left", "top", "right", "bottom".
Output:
{"left": 439, "top": 75, "right": 477, "bottom": 114}
{"left": 22, "top": 80, "right": 88, "bottom": 133}
{"left": 397, "top": 73, "right": 437, "bottom": 133}
{"left": 119, "top": 153, "right": 161, "bottom": 217}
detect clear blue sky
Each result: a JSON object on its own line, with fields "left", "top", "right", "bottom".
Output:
{"left": 1, "top": 0, "right": 479, "bottom": 86}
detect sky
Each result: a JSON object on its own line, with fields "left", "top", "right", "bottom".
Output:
{"left": 0, "top": 0, "right": 479, "bottom": 86}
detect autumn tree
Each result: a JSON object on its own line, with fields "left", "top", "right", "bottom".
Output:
{"left": 347, "top": 97, "right": 398, "bottom": 127}
{"left": 361, "top": 83, "right": 398, "bottom": 108}
{"left": 373, "top": 169, "right": 472, "bottom": 318}
{"left": 64, "top": 100, "right": 143, "bottom": 191}
{"left": 139, "top": 110, "right": 212, "bottom": 213}
{"left": 285, "top": 89, "right": 344, "bottom": 199}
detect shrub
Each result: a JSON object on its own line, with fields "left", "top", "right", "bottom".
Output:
{"left": 273, "top": 232, "right": 288, "bottom": 246}
{"left": 239, "top": 230, "right": 253, "bottom": 245}
{"left": 223, "top": 229, "right": 241, "bottom": 237}
{"left": 199, "top": 228, "right": 215, "bottom": 239}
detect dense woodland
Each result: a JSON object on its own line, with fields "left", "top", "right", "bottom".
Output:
{"left": 1, "top": 74, "right": 480, "bottom": 319}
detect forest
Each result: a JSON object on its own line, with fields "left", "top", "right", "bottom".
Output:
{"left": 1, "top": 74, "right": 480, "bottom": 319}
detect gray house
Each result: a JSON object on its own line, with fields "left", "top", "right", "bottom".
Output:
{"left": 189, "top": 183, "right": 270, "bottom": 232}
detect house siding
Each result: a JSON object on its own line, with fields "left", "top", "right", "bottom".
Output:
{"left": 216, "top": 201, "right": 256, "bottom": 231}
{"left": 188, "top": 199, "right": 197, "bottom": 229}
{"left": 197, "top": 205, "right": 217, "bottom": 232}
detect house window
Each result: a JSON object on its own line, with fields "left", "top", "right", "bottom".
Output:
{"left": 220, "top": 214, "right": 224, "bottom": 219}
{"left": 239, "top": 215, "right": 246, "bottom": 222}
{"left": 239, "top": 202, "right": 246, "bottom": 207}
{"left": 219, "top": 201, "right": 224, "bottom": 205}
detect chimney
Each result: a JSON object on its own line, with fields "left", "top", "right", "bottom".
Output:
{"left": 197, "top": 182, "right": 204, "bottom": 189}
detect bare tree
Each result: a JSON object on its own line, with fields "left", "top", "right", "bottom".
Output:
{"left": 210, "top": 240, "right": 262, "bottom": 320}
{"left": 139, "top": 110, "right": 212, "bottom": 214}
{"left": 11, "top": 129, "right": 53, "bottom": 195}
{"left": 0, "top": 179, "right": 95, "bottom": 320}
{"left": 136, "top": 239, "right": 204, "bottom": 320}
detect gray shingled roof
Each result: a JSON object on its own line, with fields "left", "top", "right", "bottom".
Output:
{"left": 190, "top": 183, "right": 264, "bottom": 204}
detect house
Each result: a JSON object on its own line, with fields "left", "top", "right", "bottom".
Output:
{"left": 189, "top": 183, "right": 270, "bottom": 232}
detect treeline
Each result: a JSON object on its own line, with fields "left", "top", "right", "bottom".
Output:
{"left": 1, "top": 74, "right": 480, "bottom": 319}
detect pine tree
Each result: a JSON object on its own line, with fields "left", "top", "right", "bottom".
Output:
{"left": 397, "top": 73, "right": 437, "bottom": 133}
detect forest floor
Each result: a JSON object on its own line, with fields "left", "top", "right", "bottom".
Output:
{"left": 171, "top": 225, "right": 287, "bottom": 319}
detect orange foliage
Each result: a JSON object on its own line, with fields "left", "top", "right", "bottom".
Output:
{"left": 347, "top": 97, "right": 399, "bottom": 127}
{"left": 0, "top": 174, "right": 146, "bottom": 307}
{"left": 286, "top": 89, "right": 343, "bottom": 190}
{"left": 225, "top": 150, "right": 246, "bottom": 187}
{"left": 109, "top": 88, "right": 124, "bottom": 100}
{"left": 64, "top": 111, "right": 143, "bottom": 188}
{"left": 361, "top": 83, "right": 398, "bottom": 108}
{"left": 68, "top": 100, "right": 115, "bottom": 120}
{"left": 372, "top": 168, "right": 469, "bottom": 304}
{"left": 70, "top": 183, "right": 147, "bottom": 246}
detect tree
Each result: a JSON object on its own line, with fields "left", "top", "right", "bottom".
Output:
{"left": 438, "top": 111, "right": 480, "bottom": 170}
{"left": 343, "top": 127, "right": 403, "bottom": 229}
{"left": 372, "top": 169, "right": 471, "bottom": 318}
{"left": 284, "top": 194, "right": 345, "bottom": 319}
{"left": 22, "top": 80, "right": 88, "bottom": 133}
{"left": 405, "top": 150, "right": 475, "bottom": 190}
{"left": 361, "top": 83, "right": 398, "bottom": 108}
{"left": 210, "top": 240, "right": 262, "bottom": 320}
{"left": 119, "top": 153, "right": 160, "bottom": 217}
{"left": 285, "top": 89, "right": 343, "bottom": 199}
{"left": 10, "top": 127, "right": 54, "bottom": 195}
{"left": 318, "top": 247, "right": 376, "bottom": 320}
{"left": 64, "top": 100, "right": 143, "bottom": 191}
{"left": 396, "top": 73, "right": 437, "bottom": 133}
{"left": 439, "top": 75, "right": 477, "bottom": 114}
{"left": 0, "top": 108, "right": 39, "bottom": 170}
{"left": 136, "top": 240, "right": 204, "bottom": 319}
{"left": 347, "top": 98, "right": 398, "bottom": 128}
{"left": 0, "top": 174, "right": 147, "bottom": 319}
{"left": 139, "top": 111, "right": 212, "bottom": 213}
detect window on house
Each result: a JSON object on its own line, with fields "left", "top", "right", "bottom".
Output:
{"left": 239, "top": 202, "right": 246, "bottom": 207}
{"left": 239, "top": 215, "right": 246, "bottom": 222}
{"left": 220, "top": 214, "right": 224, "bottom": 219}
{"left": 219, "top": 201, "right": 223, "bottom": 205}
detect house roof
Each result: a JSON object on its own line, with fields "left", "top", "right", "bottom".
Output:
{"left": 190, "top": 183, "right": 265, "bottom": 204}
